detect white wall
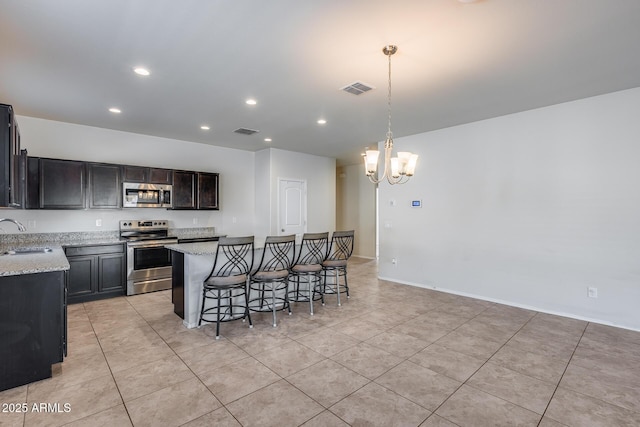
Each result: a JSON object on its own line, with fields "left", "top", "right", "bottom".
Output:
{"left": 1, "top": 117, "right": 338, "bottom": 239}
{"left": 336, "top": 164, "right": 376, "bottom": 258}
{"left": 253, "top": 148, "right": 272, "bottom": 237}
{"left": 378, "top": 87, "right": 640, "bottom": 330}
{"left": 267, "top": 148, "right": 336, "bottom": 235}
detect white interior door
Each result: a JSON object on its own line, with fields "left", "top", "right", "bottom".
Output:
{"left": 278, "top": 178, "right": 307, "bottom": 236}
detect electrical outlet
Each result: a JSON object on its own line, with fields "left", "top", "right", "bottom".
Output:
{"left": 232, "top": 216, "right": 237, "bottom": 224}
{"left": 27, "top": 220, "right": 36, "bottom": 229}
{"left": 392, "top": 258, "right": 397, "bottom": 266}
{"left": 95, "top": 219, "right": 102, "bottom": 227}
{"left": 588, "top": 287, "right": 598, "bottom": 298}
{"left": 192, "top": 218, "right": 198, "bottom": 225}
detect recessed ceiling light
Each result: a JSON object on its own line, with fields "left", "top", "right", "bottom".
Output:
{"left": 264, "top": 138, "right": 272, "bottom": 142}
{"left": 246, "top": 99, "right": 257, "bottom": 105}
{"left": 200, "top": 125, "right": 210, "bottom": 130}
{"left": 317, "top": 119, "right": 327, "bottom": 125}
{"left": 133, "top": 67, "right": 150, "bottom": 76}
{"left": 109, "top": 107, "right": 121, "bottom": 114}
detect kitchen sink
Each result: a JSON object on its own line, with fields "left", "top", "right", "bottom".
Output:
{"left": 2, "top": 247, "right": 53, "bottom": 255}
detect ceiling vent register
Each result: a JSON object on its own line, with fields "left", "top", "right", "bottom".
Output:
{"left": 341, "top": 81, "right": 374, "bottom": 95}
{"left": 234, "top": 128, "right": 259, "bottom": 135}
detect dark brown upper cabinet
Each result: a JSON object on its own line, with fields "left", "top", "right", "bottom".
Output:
{"left": 40, "top": 158, "right": 86, "bottom": 209}
{"left": 123, "top": 165, "right": 172, "bottom": 184}
{"left": 171, "top": 170, "right": 196, "bottom": 209}
{"left": 171, "top": 171, "right": 219, "bottom": 210}
{"left": 197, "top": 172, "right": 219, "bottom": 210}
{"left": 88, "top": 163, "right": 121, "bottom": 209}
{"left": 0, "top": 103, "right": 23, "bottom": 208}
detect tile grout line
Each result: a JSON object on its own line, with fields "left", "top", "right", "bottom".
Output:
{"left": 536, "top": 322, "right": 588, "bottom": 427}
{"left": 424, "top": 305, "right": 539, "bottom": 424}
{"left": 124, "top": 295, "right": 230, "bottom": 426}
{"left": 84, "top": 300, "right": 137, "bottom": 427}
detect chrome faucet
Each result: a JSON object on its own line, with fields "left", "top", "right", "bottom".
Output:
{"left": 0, "top": 218, "right": 26, "bottom": 232}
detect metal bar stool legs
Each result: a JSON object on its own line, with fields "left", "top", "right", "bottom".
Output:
{"left": 321, "top": 230, "right": 354, "bottom": 307}
{"left": 248, "top": 235, "right": 296, "bottom": 327}
{"left": 199, "top": 236, "right": 255, "bottom": 339}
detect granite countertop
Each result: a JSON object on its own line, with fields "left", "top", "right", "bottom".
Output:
{"left": 0, "top": 245, "right": 70, "bottom": 277}
{"left": 166, "top": 238, "right": 266, "bottom": 256}
{"left": 0, "top": 227, "right": 220, "bottom": 276}
{"left": 165, "top": 241, "right": 219, "bottom": 255}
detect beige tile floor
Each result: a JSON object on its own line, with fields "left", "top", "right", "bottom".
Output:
{"left": 2, "top": 258, "right": 640, "bottom": 426}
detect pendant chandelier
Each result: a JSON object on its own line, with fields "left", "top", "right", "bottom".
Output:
{"left": 364, "top": 45, "right": 418, "bottom": 185}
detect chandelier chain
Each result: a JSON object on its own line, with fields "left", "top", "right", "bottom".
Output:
{"left": 387, "top": 49, "right": 393, "bottom": 140}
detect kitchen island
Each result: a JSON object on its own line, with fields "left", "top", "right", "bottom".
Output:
{"left": 0, "top": 246, "right": 69, "bottom": 391}
{"left": 166, "top": 239, "right": 266, "bottom": 328}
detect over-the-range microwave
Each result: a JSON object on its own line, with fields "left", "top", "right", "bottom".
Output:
{"left": 123, "top": 182, "right": 172, "bottom": 208}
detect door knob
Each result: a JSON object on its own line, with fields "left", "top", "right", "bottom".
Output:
{"left": 281, "top": 229, "right": 285, "bottom": 232}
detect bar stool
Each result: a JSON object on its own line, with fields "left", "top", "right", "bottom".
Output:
{"left": 288, "top": 232, "right": 328, "bottom": 315}
{"left": 322, "top": 230, "right": 355, "bottom": 306}
{"left": 248, "top": 235, "right": 296, "bottom": 327}
{"left": 198, "top": 236, "right": 254, "bottom": 339}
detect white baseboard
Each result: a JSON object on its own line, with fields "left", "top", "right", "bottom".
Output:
{"left": 377, "top": 276, "right": 640, "bottom": 333}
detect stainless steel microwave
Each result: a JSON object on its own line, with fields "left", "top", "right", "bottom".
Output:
{"left": 123, "top": 183, "right": 172, "bottom": 208}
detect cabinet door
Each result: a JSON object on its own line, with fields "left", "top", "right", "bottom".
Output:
{"left": 197, "top": 172, "right": 219, "bottom": 210}
{"left": 123, "top": 166, "right": 173, "bottom": 184}
{"left": 123, "top": 165, "right": 146, "bottom": 182}
{"left": 66, "top": 255, "right": 96, "bottom": 299}
{"left": 0, "top": 104, "right": 20, "bottom": 208}
{"left": 98, "top": 253, "right": 125, "bottom": 293}
{"left": 25, "top": 156, "right": 40, "bottom": 209}
{"left": 172, "top": 170, "right": 196, "bottom": 209}
{"left": 148, "top": 168, "right": 172, "bottom": 184}
{"left": 88, "top": 163, "right": 121, "bottom": 209}
{"left": 0, "top": 271, "right": 65, "bottom": 390}
{"left": 0, "top": 105, "right": 10, "bottom": 206}
{"left": 40, "top": 159, "right": 86, "bottom": 209}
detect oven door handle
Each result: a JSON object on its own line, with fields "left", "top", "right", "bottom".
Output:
{"left": 127, "top": 241, "right": 178, "bottom": 249}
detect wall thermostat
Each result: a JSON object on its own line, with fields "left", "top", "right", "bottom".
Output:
{"left": 411, "top": 200, "right": 422, "bottom": 208}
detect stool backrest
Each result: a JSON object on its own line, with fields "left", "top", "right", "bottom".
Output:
{"left": 208, "top": 236, "right": 254, "bottom": 279}
{"left": 294, "top": 232, "right": 329, "bottom": 266}
{"left": 256, "top": 235, "right": 296, "bottom": 272}
{"left": 327, "top": 230, "right": 355, "bottom": 261}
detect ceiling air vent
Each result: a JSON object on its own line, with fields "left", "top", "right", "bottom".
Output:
{"left": 234, "top": 128, "right": 259, "bottom": 135}
{"left": 341, "top": 81, "right": 375, "bottom": 95}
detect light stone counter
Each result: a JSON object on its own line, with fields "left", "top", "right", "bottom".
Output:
{"left": 164, "top": 241, "right": 219, "bottom": 256}
{"left": 0, "top": 245, "right": 69, "bottom": 277}
{"left": 0, "top": 227, "right": 219, "bottom": 278}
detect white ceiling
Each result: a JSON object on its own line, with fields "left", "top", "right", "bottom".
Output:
{"left": 1, "top": 0, "right": 640, "bottom": 166}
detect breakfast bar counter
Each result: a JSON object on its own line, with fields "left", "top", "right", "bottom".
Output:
{"left": 166, "top": 239, "right": 266, "bottom": 328}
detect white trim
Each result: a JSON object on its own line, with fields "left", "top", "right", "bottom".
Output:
{"left": 377, "top": 276, "right": 640, "bottom": 333}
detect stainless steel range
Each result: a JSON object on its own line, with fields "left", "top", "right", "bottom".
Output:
{"left": 119, "top": 220, "right": 178, "bottom": 295}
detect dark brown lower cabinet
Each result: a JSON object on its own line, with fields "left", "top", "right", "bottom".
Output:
{"left": 65, "top": 243, "right": 126, "bottom": 304}
{"left": 0, "top": 271, "right": 66, "bottom": 392}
